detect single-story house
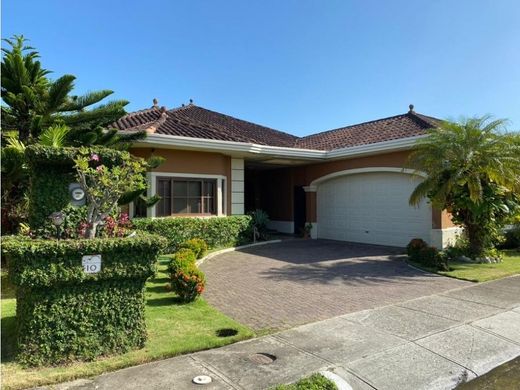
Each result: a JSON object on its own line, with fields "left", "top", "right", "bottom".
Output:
{"left": 114, "top": 101, "right": 461, "bottom": 248}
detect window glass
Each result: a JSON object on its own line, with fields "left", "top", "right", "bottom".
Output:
{"left": 157, "top": 177, "right": 217, "bottom": 216}
{"left": 173, "top": 181, "right": 187, "bottom": 197}
{"left": 189, "top": 181, "right": 202, "bottom": 197}
{"left": 173, "top": 198, "right": 187, "bottom": 214}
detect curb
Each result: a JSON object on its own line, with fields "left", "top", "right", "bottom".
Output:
{"left": 196, "top": 239, "right": 282, "bottom": 267}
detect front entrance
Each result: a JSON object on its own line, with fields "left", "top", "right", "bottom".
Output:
{"left": 293, "top": 186, "right": 306, "bottom": 236}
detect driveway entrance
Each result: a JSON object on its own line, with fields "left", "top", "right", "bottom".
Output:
{"left": 200, "top": 240, "right": 470, "bottom": 330}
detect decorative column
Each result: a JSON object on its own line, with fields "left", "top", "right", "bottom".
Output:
{"left": 231, "top": 158, "right": 245, "bottom": 215}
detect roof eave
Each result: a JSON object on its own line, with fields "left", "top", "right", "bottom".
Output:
{"left": 130, "top": 132, "right": 425, "bottom": 161}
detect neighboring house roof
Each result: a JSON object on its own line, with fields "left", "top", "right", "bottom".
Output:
{"left": 114, "top": 103, "right": 440, "bottom": 151}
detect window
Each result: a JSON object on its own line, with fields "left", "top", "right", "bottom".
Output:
{"left": 156, "top": 177, "right": 217, "bottom": 216}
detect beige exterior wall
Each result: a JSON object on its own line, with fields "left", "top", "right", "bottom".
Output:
{"left": 131, "top": 148, "right": 232, "bottom": 216}
{"left": 131, "top": 146, "right": 458, "bottom": 247}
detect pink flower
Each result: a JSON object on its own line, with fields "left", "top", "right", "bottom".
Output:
{"left": 96, "top": 165, "right": 104, "bottom": 172}
{"left": 90, "top": 153, "right": 100, "bottom": 162}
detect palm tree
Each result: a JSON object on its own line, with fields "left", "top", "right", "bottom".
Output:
{"left": 409, "top": 115, "right": 520, "bottom": 257}
{"left": 1, "top": 35, "right": 145, "bottom": 147}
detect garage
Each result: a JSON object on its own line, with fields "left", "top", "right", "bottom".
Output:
{"left": 316, "top": 171, "right": 431, "bottom": 247}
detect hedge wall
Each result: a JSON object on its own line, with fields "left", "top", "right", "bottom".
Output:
{"left": 132, "top": 215, "right": 253, "bottom": 253}
{"left": 2, "top": 232, "right": 166, "bottom": 366}
{"left": 24, "top": 145, "right": 127, "bottom": 231}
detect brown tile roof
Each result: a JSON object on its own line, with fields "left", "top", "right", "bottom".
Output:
{"left": 114, "top": 104, "right": 440, "bottom": 151}
{"left": 295, "top": 112, "right": 440, "bottom": 150}
{"left": 114, "top": 104, "right": 297, "bottom": 146}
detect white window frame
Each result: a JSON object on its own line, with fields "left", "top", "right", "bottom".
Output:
{"left": 146, "top": 172, "right": 227, "bottom": 218}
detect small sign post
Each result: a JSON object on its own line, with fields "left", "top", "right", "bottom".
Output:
{"left": 82, "top": 255, "right": 102, "bottom": 274}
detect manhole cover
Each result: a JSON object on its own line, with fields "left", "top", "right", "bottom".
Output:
{"left": 192, "top": 375, "right": 212, "bottom": 385}
{"left": 216, "top": 328, "right": 239, "bottom": 337}
{"left": 249, "top": 353, "right": 277, "bottom": 365}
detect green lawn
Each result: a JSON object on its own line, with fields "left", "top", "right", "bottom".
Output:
{"left": 1, "top": 256, "right": 253, "bottom": 390}
{"left": 409, "top": 249, "right": 520, "bottom": 282}
{"left": 272, "top": 373, "right": 337, "bottom": 390}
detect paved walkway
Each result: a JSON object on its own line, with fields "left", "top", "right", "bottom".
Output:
{"left": 201, "top": 240, "right": 469, "bottom": 330}
{"left": 54, "top": 275, "right": 520, "bottom": 390}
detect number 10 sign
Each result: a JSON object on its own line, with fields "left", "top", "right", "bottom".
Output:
{"left": 82, "top": 255, "right": 102, "bottom": 274}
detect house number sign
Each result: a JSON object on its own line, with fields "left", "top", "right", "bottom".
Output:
{"left": 82, "top": 255, "right": 102, "bottom": 274}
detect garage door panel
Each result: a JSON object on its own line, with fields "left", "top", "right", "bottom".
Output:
{"left": 317, "top": 172, "right": 431, "bottom": 247}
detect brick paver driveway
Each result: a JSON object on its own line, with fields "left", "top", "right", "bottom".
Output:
{"left": 200, "top": 240, "right": 471, "bottom": 331}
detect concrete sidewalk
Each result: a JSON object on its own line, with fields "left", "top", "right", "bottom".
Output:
{"left": 51, "top": 276, "right": 520, "bottom": 390}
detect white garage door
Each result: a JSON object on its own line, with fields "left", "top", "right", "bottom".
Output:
{"left": 317, "top": 172, "right": 431, "bottom": 247}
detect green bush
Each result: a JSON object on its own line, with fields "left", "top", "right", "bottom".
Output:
{"left": 24, "top": 145, "right": 126, "bottom": 232}
{"left": 180, "top": 238, "right": 208, "bottom": 259}
{"left": 170, "top": 266, "right": 206, "bottom": 303}
{"left": 167, "top": 248, "right": 205, "bottom": 302}
{"left": 167, "top": 248, "right": 197, "bottom": 274}
{"left": 406, "top": 238, "right": 448, "bottom": 271}
{"left": 501, "top": 226, "right": 520, "bottom": 249}
{"left": 1, "top": 232, "right": 166, "bottom": 366}
{"left": 406, "top": 238, "right": 429, "bottom": 259}
{"left": 133, "top": 215, "right": 253, "bottom": 253}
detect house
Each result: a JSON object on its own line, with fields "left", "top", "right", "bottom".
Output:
{"left": 114, "top": 101, "right": 461, "bottom": 248}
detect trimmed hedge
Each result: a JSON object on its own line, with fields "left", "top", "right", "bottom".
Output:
{"left": 24, "top": 145, "right": 127, "bottom": 231}
{"left": 2, "top": 232, "right": 166, "bottom": 366}
{"left": 133, "top": 215, "right": 253, "bottom": 253}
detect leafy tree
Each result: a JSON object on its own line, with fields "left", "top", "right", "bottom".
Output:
{"left": 1, "top": 35, "right": 153, "bottom": 233}
{"left": 74, "top": 149, "right": 147, "bottom": 239}
{"left": 409, "top": 116, "right": 520, "bottom": 258}
{"left": 1, "top": 35, "right": 145, "bottom": 148}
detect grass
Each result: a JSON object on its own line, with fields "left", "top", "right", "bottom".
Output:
{"left": 409, "top": 249, "right": 520, "bottom": 282}
{"left": 272, "top": 373, "right": 337, "bottom": 390}
{"left": 1, "top": 256, "right": 254, "bottom": 390}
{"left": 456, "top": 356, "right": 520, "bottom": 389}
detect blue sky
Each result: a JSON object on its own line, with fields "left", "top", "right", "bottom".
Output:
{"left": 3, "top": 0, "right": 519, "bottom": 136}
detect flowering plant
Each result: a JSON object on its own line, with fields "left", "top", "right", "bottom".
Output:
{"left": 74, "top": 148, "right": 146, "bottom": 238}
{"left": 170, "top": 268, "right": 205, "bottom": 302}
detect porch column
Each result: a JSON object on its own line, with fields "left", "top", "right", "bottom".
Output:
{"left": 231, "top": 158, "right": 245, "bottom": 215}
{"left": 303, "top": 185, "right": 317, "bottom": 239}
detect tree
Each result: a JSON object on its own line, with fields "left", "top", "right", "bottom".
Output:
{"left": 1, "top": 35, "right": 145, "bottom": 148}
{"left": 1, "top": 35, "right": 150, "bottom": 233}
{"left": 409, "top": 116, "right": 520, "bottom": 258}
{"left": 74, "top": 149, "right": 147, "bottom": 239}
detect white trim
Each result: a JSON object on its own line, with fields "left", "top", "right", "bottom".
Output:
{"left": 430, "top": 227, "right": 463, "bottom": 249}
{"left": 133, "top": 133, "right": 425, "bottom": 161}
{"left": 267, "top": 220, "right": 294, "bottom": 234}
{"left": 303, "top": 185, "right": 317, "bottom": 193}
{"left": 310, "top": 167, "right": 426, "bottom": 187}
{"left": 231, "top": 158, "right": 245, "bottom": 215}
{"left": 148, "top": 172, "right": 227, "bottom": 218}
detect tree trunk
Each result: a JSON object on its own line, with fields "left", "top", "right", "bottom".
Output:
{"left": 87, "top": 221, "right": 100, "bottom": 239}
{"left": 465, "top": 223, "right": 484, "bottom": 258}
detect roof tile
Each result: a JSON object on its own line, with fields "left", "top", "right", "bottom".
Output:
{"left": 113, "top": 104, "right": 440, "bottom": 151}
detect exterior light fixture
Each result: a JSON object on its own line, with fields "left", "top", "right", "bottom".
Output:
{"left": 49, "top": 211, "right": 65, "bottom": 240}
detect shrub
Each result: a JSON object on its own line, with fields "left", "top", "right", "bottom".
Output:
{"left": 1, "top": 232, "right": 166, "bottom": 366}
{"left": 406, "top": 238, "right": 429, "bottom": 259}
{"left": 167, "top": 248, "right": 197, "bottom": 274}
{"left": 180, "top": 238, "right": 208, "bottom": 259}
{"left": 406, "top": 238, "right": 448, "bottom": 271}
{"left": 170, "top": 266, "right": 206, "bottom": 303}
{"left": 24, "top": 145, "right": 126, "bottom": 231}
{"left": 501, "top": 225, "right": 520, "bottom": 249}
{"left": 133, "top": 215, "right": 253, "bottom": 253}
{"left": 167, "top": 248, "right": 205, "bottom": 302}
